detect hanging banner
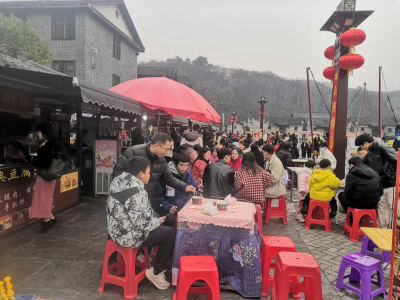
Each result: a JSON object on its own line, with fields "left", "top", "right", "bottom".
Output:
{"left": 389, "top": 151, "right": 400, "bottom": 298}
{"left": 328, "top": 68, "right": 340, "bottom": 153}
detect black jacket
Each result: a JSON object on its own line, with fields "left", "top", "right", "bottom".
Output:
{"left": 252, "top": 149, "right": 265, "bottom": 169}
{"left": 131, "top": 136, "right": 145, "bottom": 146}
{"left": 363, "top": 141, "right": 397, "bottom": 188}
{"left": 344, "top": 164, "right": 383, "bottom": 209}
{"left": 32, "top": 140, "right": 57, "bottom": 169}
{"left": 243, "top": 138, "right": 252, "bottom": 148}
{"left": 203, "top": 160, "right": 235, "bottom": 198}
{"left": 301, "top": 142, "right": 309, "bottom": 151}
{"left": 291, "top": 147, "right": 299, "bottom": 159}
{"left": 276, "top": 150, "right": 293, "bottom": 169}
{"left": 112, "top": 144, "right": 187, "bottom": 198}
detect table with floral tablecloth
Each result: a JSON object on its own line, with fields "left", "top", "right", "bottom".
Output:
{"left": 172, "top": 200, "right": 261, "bottom": 298}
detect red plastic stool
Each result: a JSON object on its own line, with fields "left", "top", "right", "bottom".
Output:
{"left": 342, "top": 207, "right": 377, "bottom": 242}
{"left": 264, "top": 195, "right": 287, "bottom": 224}
{"left": 261, "top": 237, "right": 300, "bottom": 298}
{"left": 272, "top": 252, "right": 323, "bottom": 300}
{"left": 304, "top": 200, "right": 331, "bottom": 232}
{"left": 98, "top": 240, "right": 149, "bottom": 299}
{"left": 312, "top": 205, "right": 325, "bottom": 219}
{"left": 173, "top": 256, "right": 220, "bottom": 300}
{"left": 297, "top": 200, "right": 303, "bottom": 214}
{"left": 255, "top": 204, "right": 264, "bottom": 236}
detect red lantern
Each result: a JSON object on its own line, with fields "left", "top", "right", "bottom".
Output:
{"left": 230, "top": 120, "right": 233, "bottom": 123}
{"left": 323, "top": 66, "right": 335, "bottom": 81}
{"left": 339, "top": 28, "right": 366, "bottom": 53}
{"left": 259, "top": 107, "right": 262, "bottom": 110}
{"left": 338, "top": 53, "right": 364, "bottom": 76}
{"left": 324, "top": 46, "right": 335, "bottom": 60}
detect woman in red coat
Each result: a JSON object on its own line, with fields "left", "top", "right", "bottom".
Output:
{"left": 191, "top": 147, "right": 210, "bottom": 191}
{"left": 229, "top": 148, "right": 242, "bottom": 171}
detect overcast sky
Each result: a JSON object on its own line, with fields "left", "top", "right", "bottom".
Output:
{"left": 126, "top": 0, "right": 400, "bottom": 91}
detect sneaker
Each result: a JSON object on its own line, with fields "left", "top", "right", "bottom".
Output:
{"left": 296, "top": 213, "right": 305, "bottom": 223}
{"left": 136, "top": 253, "right": 146, "bottom": 263}
{"left": 145, "top": 267, "right": 170, "bottom": 290}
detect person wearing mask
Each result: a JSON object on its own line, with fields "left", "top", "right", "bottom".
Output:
{"left": 107, "top": 157, "right": 176, "bottom": 290}
{"left": 131, "top": 128, "right": 145, "bottom": 146}
{"left": 243, "top": 133, "right": 253, "bottom": 148}
{"left": 203, "top": 148, "right": 235, "bottom": 198}
{"left": 210, "top": 147, "right": 219, "bottom": 163}
{"left": 301, "top": 140, "right": 309, "bottom": 159}
{"left": 112, "top": 133, "right": 196, "bottom": 199}
{"left": 191, "top": 147, "right": 211, "bottom": 191}
{"left": 251, "top": 143, "right": 265, "bottom": 169}
{"left": 276, "top": 143, "right": 293, "bottom": 169}
{"left": 151, "top": 151, "right": 198, "bottom": 227}
{"left": 296, "top": 160, "right": 317, "bottom": 222}
{"left": 355, "top": 134, "right": 397, "bottom": 228}
{"left": 338, "top": 157, "right": 382, "bottom": 213}
{"left": 180, "top": 124, "right": 203, "bottom": 147}
{"left": 229, "top": 148, "right": 242, "bottom": 171}
{"left": 235, "top": 152, "right": 273, "bottom": 205}
{"left": 316, "top": 142, "right": 337, "bottom": 170}
{"left": 29, "top": 123, "right": 59, "bottom": 233}
{"left": 262, "top": 144, "right": 287, "bottom": 201}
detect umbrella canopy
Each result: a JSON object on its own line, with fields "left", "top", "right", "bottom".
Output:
{"left": 109, "top": 77, "right": 221, "bottom": 123}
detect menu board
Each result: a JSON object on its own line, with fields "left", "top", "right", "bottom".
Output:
{"left": 60, "top": 172, "right": 78, "bottom": 193}
{"left": 95, "top": 140, "right": 117, "bottom": 168}
{"left": 390, "top": 151, "right": 400, "bottom": 299}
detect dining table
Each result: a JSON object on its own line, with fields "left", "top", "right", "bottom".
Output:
{"left": 172, "top": 199, "right": 262, "bottom": 298}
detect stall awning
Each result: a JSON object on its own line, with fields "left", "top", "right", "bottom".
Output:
{"left": 77, "top": 79, "right": 143, "bottom": 115}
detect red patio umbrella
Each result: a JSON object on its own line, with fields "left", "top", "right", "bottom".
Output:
{"left": 109, "top": 77, "right": 221, "bottom": 124}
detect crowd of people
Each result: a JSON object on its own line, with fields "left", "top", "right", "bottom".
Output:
{"left": 103, "top": 126, "right": 397, "bottom": 289}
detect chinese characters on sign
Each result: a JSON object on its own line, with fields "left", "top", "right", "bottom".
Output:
{"left": 328, "top": 68, "right": 341, "bottom": 153}
{"left": 0, "top": 166, "right": 34, "bottom": 184}
{"left": 60, "top": 172, "right": 79, "bottom": 193}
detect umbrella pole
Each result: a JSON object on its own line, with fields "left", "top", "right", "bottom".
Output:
{"left": 157, "top": 108, "right": 161, "bottom": 132}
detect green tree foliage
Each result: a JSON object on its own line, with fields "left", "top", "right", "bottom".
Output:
{"left": 0, "top": 13, "right": 53, "bottom": 64}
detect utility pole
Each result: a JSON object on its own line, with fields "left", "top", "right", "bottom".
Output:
{"left": 230, "top": 112, "right": 237, "bottom": 134}
{"left": 258, "top": 96, "right": 267, "bottom": 136}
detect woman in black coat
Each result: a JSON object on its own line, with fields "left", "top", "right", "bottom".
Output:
{"left": 301, "top": 140, "right": 309, "bottom": 158}
{"left": 250, "top": 143, "right": 265, "bottom": 169}
{"left": 291, "top": 141, "right": 300, "bottom": 159}
{"left": 338, "top": 157, "right": 383, "bottom": 212}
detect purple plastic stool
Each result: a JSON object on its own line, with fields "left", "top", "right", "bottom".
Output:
{"left": 335, "top": 252, "right": 386, "bottom": 300}
{"left": 360, "top": 235, "right": 391, "bottom": 263}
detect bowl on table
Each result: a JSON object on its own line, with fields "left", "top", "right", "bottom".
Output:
{"left": 192, "top": 196, "right": 203, "bottom": 205}
{"left": 217, "top": 201, "right": 229, "bottom": 211}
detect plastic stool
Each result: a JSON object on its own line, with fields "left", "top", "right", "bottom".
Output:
{"left": 312, "top": 205, "right": 325, "bottom": 219}
{"left": 304, "top": 200, "right": 331, "bottom": 232}
{"left": 173, "top": 256, "right": 220, "bottom": 300}
{"left": 264, "top": 195, "right": 287, "bottom": 224}
{"left": 342, "top": 208, "right": 377, "bottom": 242}
{"left": 335, "top": 252, "right": 386, "bottom": 300}
{"left": 99, "top": 240, "right": 149, "bottom": 299}
{"left": 360, "top": 235, "right": 391, "bottom": 263}
{"left": 272, "top": 252, "right": 323, "bottom": 300}
{"left": 297, "top": 200, "right": 302, "bottom": 214}
{"left": 261, "top": 237, "right": 300, "bottom": 298}
{"left": 255, "top": 204, "right": 263, "bottom": 236}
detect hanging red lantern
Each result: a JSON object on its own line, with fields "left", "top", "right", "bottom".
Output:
{"left": 339, "top": 28, "right": 366, "bottom": 53}
{"left": 324, "top": 46, "right": 335, "bottom": 60}
{"left": 230, "top": 120, "right": 233, "bottom": 123}
{"left": 259, "top": 107, "right": 262, "bottom": 110}
{"left": 259, "top": 113, "right": 262, "bottom": 116}
{"left": 323, "top": 66, "right": 335, "bottom": 81}
{"left": 338, "top": 53, "right": 364, "bottom": 76}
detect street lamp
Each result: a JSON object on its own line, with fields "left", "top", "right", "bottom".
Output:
{"left": 230, "top": 112, "right": 237, "bottom": 134}
{"left": 258, "top": 96, "right": 267, "bottom": 136}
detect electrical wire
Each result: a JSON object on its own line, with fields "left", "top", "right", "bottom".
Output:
{"left": 347, "top": 85, "right": 364, "bottom": 109}
{"left": 309, "top": 69, "right": 331, "bottom": 114}
{"left": 381, "top": 68, "right": 398, "bottom": 124}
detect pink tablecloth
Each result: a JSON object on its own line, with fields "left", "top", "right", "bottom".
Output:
{"left": 178, "top": 199, "right": 256, "bottom": 232}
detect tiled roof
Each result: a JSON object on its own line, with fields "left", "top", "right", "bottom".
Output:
{"left": 137, "top": 67, "right": 177, "bottom": 80}
{"left": 266, "top": 117, "right": 304, "bottom": 126}
{"left": 0, "top": 54, "right": 66, "bottom": 75}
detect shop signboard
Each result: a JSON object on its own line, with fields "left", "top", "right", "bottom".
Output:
{"left": 60, "top": 172, "right": 79, "bottom": 193}
{"left": 0, "top": 88, "right": 35, "bottom": 113}
{"left": 390, "top": 151, "right": 400, "bottom": 298}
{"left": 95, "top": 140, "right": 117, "bottom": 168}
{"left": 0, "top": 166, "right": 35, "bottom": 186}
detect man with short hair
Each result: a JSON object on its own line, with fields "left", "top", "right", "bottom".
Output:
{"left": 180, "top": 124, "right": 203, "bottom": 147}
{"left": 203, "top": 148, "right": 235, "bottom": 198}
{"left": 263, "top": 144, "right": 287, "bottom": 199}
{"left": 151, "top": 151, "right": 198, "bottom": 226}
{"left": 316, "top": 142, "right": 337, "bottom": 170}
{"left": 355, "top": 134, "right": 397, "bottom": 228}
{"left": 107, "top": 156, "right": 175, "bottom": 290}
{"left": 113, "top": 133, "right": 196, "bottom": 198}
{"left": 357, "top": 147, "right": 367, "bottom": 159}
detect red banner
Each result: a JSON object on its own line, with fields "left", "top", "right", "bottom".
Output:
{"left": 328, "top": 69, "right": 340, "bottom": 152}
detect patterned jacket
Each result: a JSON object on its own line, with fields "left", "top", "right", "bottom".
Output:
{"left": 106, "top": 172, "right": 160, "bottom": 248}
{"left": 235, "top": 167, "right": 273, "bottom": 204}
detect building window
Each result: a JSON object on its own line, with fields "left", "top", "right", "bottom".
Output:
{"left": 361, "top": 127, "right": 365, "bottom": 131}
{"left": 52, "top": 14, "right": 75, "bottom": 40}
{"left": 52, "top": 61, "right": 75, "bottom": 76}
{"left": 112, "top": 74, "right": 121, "bottom": 87}
{"left": 113, "top": 35, "right": 121, "bottom": 60}
{"left": 294, "top": 126, "right": 298, "bottom": 130}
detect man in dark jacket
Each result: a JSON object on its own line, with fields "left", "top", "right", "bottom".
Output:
{"left": 338, "top": 157, "right": 383, "bottom": 212}
{"left": 203, "top": 148, "right": 235, "bottom": 198}
{"left": 112, "top": 133, "right": 196, "bottom": 199}
{"left": 355, "top": 134, "right": 397, "bottom": 228}
{"left": 276, "top": 143, "right": 293, "bottom": 169}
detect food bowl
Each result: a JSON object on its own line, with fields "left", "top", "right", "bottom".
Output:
{"left": 217, "top": 201, "right": 229, "bottom": 211}
{"left": 192, "top": 196, "right": 203, "bottom": 205}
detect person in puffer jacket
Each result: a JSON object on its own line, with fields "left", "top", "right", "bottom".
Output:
{"left": 151, "top": 151, "right": 198, "bottom": 226}
{"left": 107, "top": 157, "right": 176, "bottom": 290}
{"left": 276, "top": 142, "right": 293, "bottom": 169}
{"left": 180, "top": 124, "right": 203, "bottom": 147}
{"left": 309, "top": 159, "right": 341, "bottom": 216}
{"left": 295, "top": 160, "right": 316, "bottom": 223}
{"left": 316, "top": 142, "right": 337, "bottom": 170}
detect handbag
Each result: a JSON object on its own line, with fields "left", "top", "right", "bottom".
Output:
{"left": 36, "top": 142, "right": 72, "bottom": 181}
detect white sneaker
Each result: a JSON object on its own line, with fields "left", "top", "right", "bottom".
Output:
{"left": 296, "top": 213, "right": 305, "bottom": 223}
{"left": 136, "top": 253, "right": 145, "bottom": 263}
{"left": 145, "top": 267, "right": 170, "bottom": 290}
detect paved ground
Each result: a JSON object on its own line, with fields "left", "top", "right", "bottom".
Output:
{"left": 0, "top": 193, "right": 389, "bottom": 300}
